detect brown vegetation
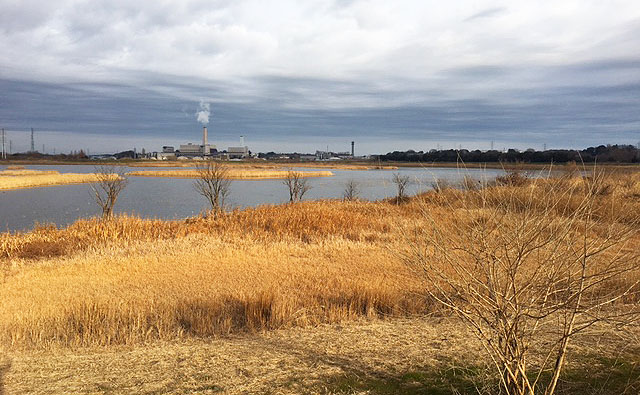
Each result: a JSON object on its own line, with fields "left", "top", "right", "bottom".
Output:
{"left": 405, "top": 169, "right": 640, "bottom": 394}
{"left": 0, "top": 171, "right": 638, "bottom": 357}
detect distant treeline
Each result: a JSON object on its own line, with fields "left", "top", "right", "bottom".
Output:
{"left": 379, "top": 144, "right": 640, "bottom": 163}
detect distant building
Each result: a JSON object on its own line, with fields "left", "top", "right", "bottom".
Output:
{"left": 227, "top": 146, "right": 249, "bottom": 159}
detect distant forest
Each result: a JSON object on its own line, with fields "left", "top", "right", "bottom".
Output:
{"left": 379, "top": 144, "right": 640, "bottom": 163}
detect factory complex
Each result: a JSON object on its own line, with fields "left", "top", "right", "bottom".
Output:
{"left": 153, "top": 126, "right": 357, "bottom": 162}
{"left": 155, "top": 126, "right": 250, "bottom": 160}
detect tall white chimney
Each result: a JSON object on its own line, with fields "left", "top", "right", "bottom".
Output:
{"left": 240, "top": 135, "right": 245, "bottom": 147}
{"left": 202, "top": 126, "right": 210, "bottom": 155}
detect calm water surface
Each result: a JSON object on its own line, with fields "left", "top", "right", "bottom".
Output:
{"left": 0, "top": 164, "right": 505, "bottom": 232}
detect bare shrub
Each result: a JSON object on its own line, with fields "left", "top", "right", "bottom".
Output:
{"left": 430, "top": 178, "right": 451, "bottom": 193}
{"left": 90, "top": 165, "right": 129, "bottom": 219}
{"left": 403, "top": 170, "right": 640, "bottom": 395}
{"left": 392, "top": 172, "right": 411, "bottom": 202}
{"left": 343, "top": 179, "right": 360, "bottom": 201}
{"left": 194, "top": 161, "right": 232, "bottom": 216}
{"left": 283, "top": 170, "right": 311, "bottom": 202}
{"left": 495, "top": 171, "right": 530, "bottom": 187}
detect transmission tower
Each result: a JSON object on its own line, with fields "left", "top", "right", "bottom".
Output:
{"left": 1, "top": 128, "right": 5, "bottom": 159}
{"left": 30, "top": 128, "right": 35, "bottom": 152}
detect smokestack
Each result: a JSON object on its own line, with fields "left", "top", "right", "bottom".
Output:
{"left": 203, "top": 126, "right": 208, "bottom": 146}
{"left": 240, "top": 135, "right": 245, "bottom": 147}
{"left": 351, "top": 141, "right": 354, "bottom": 157}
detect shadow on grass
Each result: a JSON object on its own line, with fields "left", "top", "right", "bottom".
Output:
{"left": 324, "top": 365, "right": 487, "bottom": 395}
{"left": 257, "top": 333, "right": 639, "bottom": 394}
{"left": 319, "top": 353, "right": 640, "bottom": 395}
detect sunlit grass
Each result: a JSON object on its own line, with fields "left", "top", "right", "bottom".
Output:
{"left": 0, "top": 170, "right": 638, "bottom": 348}
{"left": 128, "top": 169, "right": 334, "bottom": 179}
{"left": 0, "top": 169, "right": 102, "bottom": 190}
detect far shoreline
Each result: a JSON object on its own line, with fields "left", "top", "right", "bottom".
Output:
{"left": 2, "top": 158, "right": 639, "bottom": 171}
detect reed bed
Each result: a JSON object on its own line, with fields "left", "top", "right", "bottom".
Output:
{"left": 128, "top": 169, "right": 334, "bottom": 179}
{"left": 0, "top": 171, "right": 638, "bottom": 348}
{"left": 0, "top": 169, "right": 104, "bottom": 190}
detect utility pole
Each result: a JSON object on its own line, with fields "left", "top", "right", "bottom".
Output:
{"left": 30, "top": 128, "right": 35, "bottom": 152}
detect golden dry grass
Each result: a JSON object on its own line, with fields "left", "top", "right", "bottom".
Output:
{"left": 128, "top": 169, "right": 334, "bottom": 179}
{"left": 0, "top": 169, "right": 103, "bottom": 190}
{"left": 3, "top": 317, "right": 638, "bottom": 394}
{"left": 0, "top": 171, "right": 639, "bottom": 351}
{"left": 124, "top": 160, "right": 398, "bottom": 170}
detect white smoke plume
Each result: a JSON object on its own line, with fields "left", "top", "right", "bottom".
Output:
{"left": 196, "top": 101, "right": 210, "bottom": 124}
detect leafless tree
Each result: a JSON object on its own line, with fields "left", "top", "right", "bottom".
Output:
{"left": 343, "top": 179, "right": 360, "bottom": 201}
{"left": 283, "top": 170, "right": 311, "bottom": 202}
{"left": 90, "top": 165, "right": 129, "bottom": 219}
{"left": 430, "top": 178, "right": 451, "bottom": 193}
{"left": 402, "top": 169, "right": 640, "bottom": 395}
{"left": 392, "top": 172, "right": 411, "bottom": 202}
{"left": 193, "top": 161, "right": 232, "bottom": 216}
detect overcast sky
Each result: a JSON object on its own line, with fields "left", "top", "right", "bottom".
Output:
{"left": 1, "top": 0, "right": 639, "bottom": 154}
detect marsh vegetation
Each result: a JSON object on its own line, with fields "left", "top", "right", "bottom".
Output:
{"left": 0, "top": 167, "right": 639, "bottom": 393}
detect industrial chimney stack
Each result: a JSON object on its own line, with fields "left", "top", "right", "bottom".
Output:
{"left": 202, "top": 126, "right": 210, "bottom": 155}
{"left": 351, "top": 141, "right": 354, "bottom": 157}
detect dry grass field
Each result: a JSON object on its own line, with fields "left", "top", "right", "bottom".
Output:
{"left": 0, "top": 169, "right": 103, "bottom": 190}
{"left": 128, "top": 168, "right": 334, "bottom": 179}
{"left": 1, "top": 168, "right": 639, "bottom": 393}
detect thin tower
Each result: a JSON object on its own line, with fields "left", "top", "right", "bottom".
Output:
{"left": 351, "top": 141, "right": 354, "bottom": 156}
{"left": 30, "top": 128, "right": 35, "bottom": 152}
{"left": 1, "top": 128, "right": 5, "bottom": 159}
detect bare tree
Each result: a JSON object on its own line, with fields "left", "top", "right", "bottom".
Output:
{"left": 392, "top": 172, "right": 411, "bottom": 202}
{"left": 283, "top": 170, "right": 311, "bottom": 202}
{"left": 403, "top": 169, "right": 639, "bottom": 395}
{"left": 90, "top": 165, "right": 129, "bottom": 219}
{"left": 193, "top": 161, "right": 232, "bottom": 216}
{"left": 343, "top": 179, "right": 360, "bottom": 201}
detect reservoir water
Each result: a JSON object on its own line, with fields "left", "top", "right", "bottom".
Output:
{"left": 0, "top": 164, "right": 505, "bottom": 232}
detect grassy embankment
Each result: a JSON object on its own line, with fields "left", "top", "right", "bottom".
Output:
{"left": 0, "top": 169, "right": 105, "bottom": 190}
{"left": 1, "top": 169, "right": 639, "bottom": 392}
{"left": 128, "top": 169, "right": 334, "bottom": 179}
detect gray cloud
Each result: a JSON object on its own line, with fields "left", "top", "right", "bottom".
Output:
{"left": 464, "top": 7, "right": 507, "bottom": 22}
{"left": 0, "top": 1, "right": 639, "bottom": 153}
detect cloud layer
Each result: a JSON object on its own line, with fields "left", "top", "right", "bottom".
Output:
{"left": 1, "top": 0, "right": 639, "bottom": 153}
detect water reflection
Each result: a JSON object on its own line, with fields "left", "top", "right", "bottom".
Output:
{"left": 0, "top": 165, "right": 504, "bottom": 232}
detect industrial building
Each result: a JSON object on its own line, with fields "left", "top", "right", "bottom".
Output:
{"left": 155, "top": 127, "right": 250, "bottom": 160}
